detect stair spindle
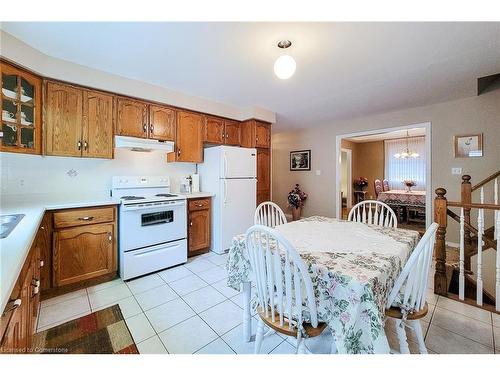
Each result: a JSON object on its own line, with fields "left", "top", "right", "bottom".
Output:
{"left": 476, "top": 188, "right": 484, "bottom": 306}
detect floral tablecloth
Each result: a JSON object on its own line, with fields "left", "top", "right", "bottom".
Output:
{"left": 226, "top": 216, "right": 420, "bottom": 354}
{"left": 377, "top": 190, "right": 426, "bottom": 207}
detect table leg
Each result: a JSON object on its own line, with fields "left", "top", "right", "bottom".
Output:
{"left": 242, "top": 281, "right": 252, "bottom": 342}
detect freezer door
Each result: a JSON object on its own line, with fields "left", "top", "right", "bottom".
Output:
{"left": 221, "top": 146, "right": 257, "bottom": 178}
{"left": 220, "top": 178, "right": 257, "bottom": 251}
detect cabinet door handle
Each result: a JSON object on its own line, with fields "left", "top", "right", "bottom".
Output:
{"left": 190, "top": 221, "right": 193, "bottom": 226}
{"left": 84, "top": 141, "right": 88, "bottom": 150}
{"left": 108, "top": 233, "right": 112, "bottom": 242}
{"left": 77, "top": 140, "right": 82, "bottom": 150}
{"left": 5, "top": 299, "right": 22, "bottom": 312}
{"left": 40, "top": 260, "right": 44, "bottom": 267}
{"left": 177, "top": 148, "right": 181, "bottom": 156}
{"left": 150, "top": 124, "right": 154, "bottom": 134}
{"left": 78, "top": 216, "right": 94, "bottom": 221}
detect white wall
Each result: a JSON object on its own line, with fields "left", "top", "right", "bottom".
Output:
{"left": 0, "top": 150, "right": 195, "bottom": 196}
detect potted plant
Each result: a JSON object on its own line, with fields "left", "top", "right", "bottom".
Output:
{"left": 353, "top": 177, "right": 369, "bottom": 191}
{"left": 403, "top": 179, "right": 416, "bottom": 192}
{"left": 288, "top": 184, "right": 308, "bottom": 221}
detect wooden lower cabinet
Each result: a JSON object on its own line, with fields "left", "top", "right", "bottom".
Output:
{"left": 1, "top": 229, "right": 42, "bottom": 353}
{"left": 187, "top": 198, "right": 211, "bottom": 256}
{"left": 52, "top": 206, "right": 117, "bottom": 288}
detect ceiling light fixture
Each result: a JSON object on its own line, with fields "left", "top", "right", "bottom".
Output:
{"left": 274, "top": 40, "right": 296, "bottom": 80}
{"left": 394, "top": 130, "right": 420, "bottom": 159}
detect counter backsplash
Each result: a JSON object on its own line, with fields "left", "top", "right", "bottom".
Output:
{"left": 0, "top": 149, "right": 196, "bottom": 196}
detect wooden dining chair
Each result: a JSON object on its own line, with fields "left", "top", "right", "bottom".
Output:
{"left": 347, "top": 200, "right": 398, "bottom": 228}
{"left": 245, "top": 225, "right": 329, "bottom": 354}
{"left": 374, "top": 179, "right": 383, "bottom": 197}
{"left": 385, "top": 222, "right": 438, "bottom": 354}
{"left": 254, "top": 201, "right": 287, "bottom": 228}
{"left": 383, "top": 179, "right": 390, "bottom": 192}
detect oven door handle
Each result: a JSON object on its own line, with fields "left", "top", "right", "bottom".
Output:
{"left": 142, "top": 219, "right": 172, "bottom": 227}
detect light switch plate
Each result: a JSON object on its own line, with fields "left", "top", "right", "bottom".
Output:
{"left": 452, "top": 167, "right": 462, "bottom": 175}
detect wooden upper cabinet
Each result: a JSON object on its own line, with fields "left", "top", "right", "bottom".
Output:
{"left": 149, "top": 105, "right": 175, "bottom": 141}
{"left": 115, "top": 97, "right": 148, "bottom": 138}
{"left": 204, "top": 116, "right": 224, "bottom": 144}
{"left": 169, "top": 111, "right": 203, "bottom": 163}
{"left": 255, "top": 121, "right": 271, "bottom": 148}
{"left": 44, "top": 82, "right": 83, "bottom": 157}
{"left": 240, "top": 120, "right": 271, "bottom": 149}
{"left": 0, "top": 62, "right": 42, "bottom": 155}
{"left": 82, "top": 90, "right": 113, "bottom": 159}
{"left": 224, "top": 120, "right": 240, "bottom": 146}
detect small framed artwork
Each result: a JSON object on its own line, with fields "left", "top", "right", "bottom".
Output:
{"left": 290, "top": 150, "right": 311, "bottom": 171}
{"left": 454, "top": 134, "right": 483, "bottom": 158}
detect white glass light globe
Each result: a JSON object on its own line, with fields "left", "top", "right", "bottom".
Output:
{"left": 274, "top": 55, "right": 296, "bottom": 79}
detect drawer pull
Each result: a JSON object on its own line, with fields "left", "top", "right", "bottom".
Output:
{"left": 196, "top": 204, "right": 203, "bottom": 207}
{"left": 78, "top": 216, "right": 95, "bottom": 221}
{"left": 40, "top": 260, "right": 44, "bottom": 267}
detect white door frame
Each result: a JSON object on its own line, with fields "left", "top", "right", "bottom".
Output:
{"left": 335, "top": 122, "right": 432, "bottom": 228}
{"left": 340, "top": 148, "right": 353, "bottom": 210}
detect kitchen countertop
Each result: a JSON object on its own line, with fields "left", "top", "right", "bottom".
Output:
{"left": 177, "top": 192, "right": 214, "bottom": 199}
{"left": 0, "top": 192, "right": 120, "bottom": 312}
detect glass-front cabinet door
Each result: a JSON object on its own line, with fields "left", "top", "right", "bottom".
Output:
{"left": 1, "top": 62, "right": 42, "bottom": 154}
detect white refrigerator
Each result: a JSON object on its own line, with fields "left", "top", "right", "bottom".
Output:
{"left": 198, "top": 146, "right": 257, "bottom": 254}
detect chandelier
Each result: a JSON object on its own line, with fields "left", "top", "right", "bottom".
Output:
{"left": 394, "top": 131, "right": 420, "bottom": 159}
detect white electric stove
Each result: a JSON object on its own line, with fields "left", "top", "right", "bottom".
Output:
{"left": 111, "top": 176, "right": 187, "bottom": 280}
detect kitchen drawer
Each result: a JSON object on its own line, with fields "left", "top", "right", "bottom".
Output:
{"left": 188, "top": 198, "right": 210, "bottom": 211}
{"left": 53, "top": 206, "right": 115, "bottom": 229}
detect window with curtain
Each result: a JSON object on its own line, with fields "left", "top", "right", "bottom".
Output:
{"left": 384, "top": 136, "right": 426, "bottom": 191}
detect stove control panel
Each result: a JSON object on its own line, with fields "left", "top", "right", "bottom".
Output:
{"left": 112, "top": 176, "right": 170, "bottom": 189}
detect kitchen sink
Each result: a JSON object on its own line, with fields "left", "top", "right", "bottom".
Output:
{"left": 0, "top": 214, "right": 25, "bottom": 239}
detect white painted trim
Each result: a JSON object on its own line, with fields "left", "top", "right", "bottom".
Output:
{"left": 340, "top": 148, "right": 353, "bottom": 209}
{"left": 335, "top": 122, "right": 432, "bottom": 228}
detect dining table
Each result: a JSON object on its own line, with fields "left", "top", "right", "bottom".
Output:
{"left": 226, "top": 216, "right": 421, "bottom": 354}
{"left": 377, "top": 189, "right": 426, "bottom": 207}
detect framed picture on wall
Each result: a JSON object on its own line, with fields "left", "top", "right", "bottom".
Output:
{"left": 290, "top": 150, "right": 311, "bottom": 171}
{"left": 454, "top": 134, "right": 483, "bottom": 158}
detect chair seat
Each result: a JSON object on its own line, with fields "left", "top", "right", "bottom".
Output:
{"left": 385, "top": 302, "right": 429, "bottom": 320}
{"left": 257, "top": 309, "right": 327, "bottom": 338}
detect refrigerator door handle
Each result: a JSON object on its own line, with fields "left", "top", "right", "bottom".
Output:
{"left": 223, "top": 152, "right": 228, "bottom": 178}
{"left": 224, "top": 179, "right": 228, "bottom": 206}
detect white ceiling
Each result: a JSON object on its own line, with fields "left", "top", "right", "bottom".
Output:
{"left": 343, "top": 127, "right": 426, "bottom": 143}
{"left": 2, "top": 22, "right": 500, "bottom": 129}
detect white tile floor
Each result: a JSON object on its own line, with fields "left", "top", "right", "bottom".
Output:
{"left": 36, "top": 252, "right": 500, "bottom": 354}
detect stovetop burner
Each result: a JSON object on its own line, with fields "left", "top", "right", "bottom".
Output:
{"left": 121, "top": 196, "right": 145, "bottom": 201}
{"left": 155, "top": 194, "right": 178, "bottom": 198}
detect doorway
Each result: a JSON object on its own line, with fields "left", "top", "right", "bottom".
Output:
{"left": 335, "top": 122, "right": 432, "bottom": 230}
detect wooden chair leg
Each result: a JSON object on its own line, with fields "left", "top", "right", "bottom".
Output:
{"left": 410, "top": 320, "right": 428, "bottom": 354}
{"left": 254, "top": 320, "right": 265, "bottom": 354}
{"left": 395, "top": 319, "right": 410, "bottom": 354}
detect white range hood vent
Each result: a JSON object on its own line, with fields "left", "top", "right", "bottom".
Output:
{"left": 115, "top": 136, "right": 174, "bottom": 153}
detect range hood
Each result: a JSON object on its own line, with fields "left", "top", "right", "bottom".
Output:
{"left": 114, "top": 136, "right": 174, "bottom": 152}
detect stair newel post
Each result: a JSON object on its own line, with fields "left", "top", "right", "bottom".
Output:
{"left": 434, "top": 188, "right": 448, "bottom": 296}
{"left": 461, "top": 175, "right": 472, "bottom": 270}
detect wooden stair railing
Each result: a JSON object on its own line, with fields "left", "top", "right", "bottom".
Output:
{"left": 434, "top": 170, "right": 500, "bottom": 313}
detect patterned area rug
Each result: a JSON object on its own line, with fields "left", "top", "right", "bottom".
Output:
{"left": 32, "top": 304, "right": 138, "bottom": 354}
